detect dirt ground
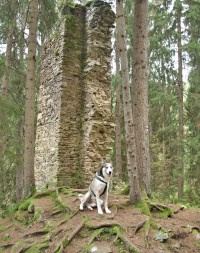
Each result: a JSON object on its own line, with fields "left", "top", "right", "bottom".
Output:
{"left": 0, "top": 190, "right": 199, "bottom": 253}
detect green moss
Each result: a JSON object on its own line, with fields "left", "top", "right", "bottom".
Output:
{"left": 34, "top": 207, "right": 42, "bottom": 221}
{"left": 61, "top": 188, "right": 76, "bottom": 197}
{"left": 109, "top": 225, "right": 124, "bottom": 236}
{"left": 120, "top": 184, "right": 130, "bottom": 195}
{"left": 158, "top": 208, "right": 173, "bottom": 218}
{"left": 33, "top": 189, "right": 55, "bottom": 198}
{"left": 135, "top": 200, "right": 151, "bottom": 216}
{"left": 81, "top": 228, "right": 105, "bottom": 253}
{"left": 25, "top": 241, "right": 49, "bottom": 253}
{"left": 0, "top": 224, "right": 11, "bottom": 232}
{"left": 150, "top": 220, "right": 160, "bottom": 230}
{"left": 18, "top": 199, "right": 33, "bottom": 211}
{"left": 114, "top": 239, "right": 126, "bottom": 253}
{"left": 83, "top": 216, "right": 93, "bottom": 228}
{"left": 3, "top": 234, "right": 11, "bottom": 242}
{"left": 63, "top": 238, "right": 68, "bottom": 248}
{"left": 56, "top": 194, "right": 72, "bottom": 213}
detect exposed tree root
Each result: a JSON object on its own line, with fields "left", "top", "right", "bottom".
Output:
{"left": 180, "top": 225, "right": 200, "bottom": 233}
{"left": 54, "top": 221, "right": 84, "bottom": 253}
{"left": 24, "top": 230, "right": 49, "bottom": 238}
{"left": 56, "top": 187, "right": 87, "bottom": 193}
{"left": 146, "top": 201, "right": 173, "bottom": 217}
{"left": 0, "top": 243, "right": 15, "bottom": 248}
{"left": 51, "top": 209, "right": 63, "bottom": 216}
{"left": 117, "top": 234, "right": 141, "bottom": 253}
{"left": 107, "top": 206, "right": 118, "bottom": 219}
{"left": 133, "top": 220, "right": 147, "bottom": 234}
{"left": 67, "top": 221, "right": 85, "bottom": 243}
{"left": 88, "top": 221, "right": 126, "bottom": 231}
{"left": 172, "top": 205, "right": 187, "bottom": 214}
{"left": 34, "top": 189, "right": 56, "bottom": 198}
{"left": 144, "top": 218, "right": 150, "bottom": 248}
{"left": 55, "top": 193, "right": 73, "bottom": 213}
{"left": 16, "top": 240, "right": 49, "bottom": 253}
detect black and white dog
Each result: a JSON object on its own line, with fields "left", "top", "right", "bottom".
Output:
{"left": 79, "top": 162, "right": 113, "bottom": 215}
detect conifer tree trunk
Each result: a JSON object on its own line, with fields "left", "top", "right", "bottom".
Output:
{"left": 133, "top": 0, "right": 151, "bottom": 196}
{"left": 115, "top": 34, "right": 122, "bottom": 180}
{"left": 0, "top": 28, "right": 14, "bottom": 160}
{"left": 16, "top": 119, "right": 24, "bottom": 201}
{"left": 177, "top": 1, "right": 184, "bottom": 198}
{"left": 116, "top": 0, "right": 141, "bottom": 203}
{"left": 24, "top": 0, "right": 38, "bottom": 196}
{"left": 1, "top": 28, "right": 13, "bottom": 97}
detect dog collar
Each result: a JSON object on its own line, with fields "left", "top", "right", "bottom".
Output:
{"left": 95, "top": 175, "right": 107, "bottom": 185}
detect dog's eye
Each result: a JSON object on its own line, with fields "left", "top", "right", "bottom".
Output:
{"left": 106, "top": 166, "right": 108, "bottom": 169}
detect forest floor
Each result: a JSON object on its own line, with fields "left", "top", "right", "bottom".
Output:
{"left": 0, "top": 189, "right": 200, "bottom": 253}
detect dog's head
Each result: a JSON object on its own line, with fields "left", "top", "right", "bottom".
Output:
{"left": 98, "top": 162, "right": 113, "bottom": 179}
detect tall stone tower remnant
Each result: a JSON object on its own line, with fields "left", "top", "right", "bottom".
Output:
{"left": 34, "top": 0, "right": 115, "bottom": 189}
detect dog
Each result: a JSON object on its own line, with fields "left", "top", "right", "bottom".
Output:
{"left": 78, "top": 162, "right": 113, "bottom": 215}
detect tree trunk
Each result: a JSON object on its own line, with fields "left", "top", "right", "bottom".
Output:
{"left": 0, "top": 28, "right": 14, "bottom": 159}
{"left": 1, "top": 28, "right": 14, "bottom": 97}
{"left": 115, "top": 33, "right": 122, "bottom": 180}
{"left": 133, "top": 0, "right": 151, "bottom": 196}
{"left": 16, "top": 118, "right": 24, "bottom": 201}
{"left": 177, "top": 1, "right": 184, "bottom": 198}
{"left": 116, "top": 0, "right": 141, "bottom": 204}
{"left": 24, "top": 0, "right": 38, "bottom": 196}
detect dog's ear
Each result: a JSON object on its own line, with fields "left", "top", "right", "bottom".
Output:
{"left": 100, "top": 161, "right": 105, "bottom": 168}
{"left": 98, "top": 161, "right": 105, "bottom": 177}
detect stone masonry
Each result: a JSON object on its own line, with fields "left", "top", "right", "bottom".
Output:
{"left": 34, "top": 0, "right": 115, "bottom": 189}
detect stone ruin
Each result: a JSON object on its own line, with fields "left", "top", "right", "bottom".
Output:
{"left": 34, "top": 0, "right": 115, "bottom": 189}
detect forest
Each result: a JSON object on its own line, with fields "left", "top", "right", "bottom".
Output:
{"left": 0, "top": 0, "right": 200, "bottom": 252}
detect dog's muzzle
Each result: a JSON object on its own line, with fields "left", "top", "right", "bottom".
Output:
{"left": 108, "top": 171, "right": 112, "bottom": 176}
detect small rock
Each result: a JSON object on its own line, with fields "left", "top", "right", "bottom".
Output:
{"left": 90, "top": 245, "right": 112, "bottom": 253}
{"left": 154, "top": 231, "right": 169, "bottom": 243}
{"left": 196, "top": 233, "right": 200, "bottom": 241}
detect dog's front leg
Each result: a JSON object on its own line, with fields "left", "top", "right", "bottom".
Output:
{"left": 96, "top": 193, "right": 103, "bottom": 215}
{"left": 104, "top": 185, "right": 111, "bottom": 214}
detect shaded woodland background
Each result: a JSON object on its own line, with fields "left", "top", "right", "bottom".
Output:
{"left": 0, "top": 0, "right": 200, "bottom": 210}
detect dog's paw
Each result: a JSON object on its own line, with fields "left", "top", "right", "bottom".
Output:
{"left": 105, "top": 208, "right": 111, "bottom": 214}
{"left": 87, "top": 205, "right": 93, "bottom": 211}
{"left": 98, "top": 210, "right": 103, "bottom": 215}
{"left": 79, "top": 205, "right": 84, "bottom": 211}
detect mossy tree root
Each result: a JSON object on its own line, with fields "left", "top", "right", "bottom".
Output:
{"left": 86, "top": 221, "right": 141, "bottom": 253}
{"left": 146, "top": 201, "right": 173, "bottom": 217}
{"left": 54, "top": 221, "right": 85, "bottom": 253}
{"left": 117, "top": 234, "right": 141, "bottom": 253}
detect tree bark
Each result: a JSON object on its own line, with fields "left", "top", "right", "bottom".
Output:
{"left": 177, "top": 1, "right": 184, "bottom": 198}
{"left": 23, "top": 0, "right": 38, "bottom": 196}
{"left": 16, "top": 118, "right": 24, "bottom": 201}
{"left": 116, "top": 0, "right": 141, "bottom": 204}
{"left": 115, "top": 32, "right": 122, "bottom": 180}
{"left": 133, "top": 0, "right": 151, "bottom": 196}
{"left": 1, "top": 28, "right": 14, "bottom": 97}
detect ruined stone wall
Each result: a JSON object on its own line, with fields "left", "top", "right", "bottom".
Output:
{"left": 57, "top": 6, "right": 85, "bottom": 187}
{"left": 83, "top": 1, "right": 115, "bottom": 181}
{"left": 34, "top": 24, "right": 65, "bottom": 189}
{"left": 34, "top": 0, "right": 115, "bottom": 189}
